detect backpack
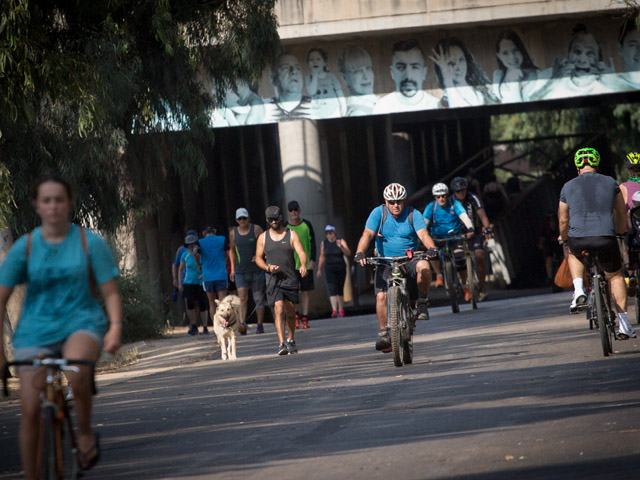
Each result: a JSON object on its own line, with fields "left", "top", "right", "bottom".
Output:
{"left": 26, "top": 226, "right": 98, "bottom": 297}
{"left": 377, "top": 204, "right": 415, "bottom": 236}
{"left": 630, "top": 206, "right": 640, "bottom": 250}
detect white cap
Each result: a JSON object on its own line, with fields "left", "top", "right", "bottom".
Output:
{"left": 235, "top": 207, "right": 249, "bottom": 219}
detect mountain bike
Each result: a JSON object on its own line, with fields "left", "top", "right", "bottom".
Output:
{"left": 582, "top": 251, "right": 617, "bottom": 357}
{"left": 3, "top": 356, "right": 96, "bottom": 479}
{"left": 366, "top": 251, "right": 431, "bottom": 367}
{"left": 434, "top": 235, "right": 479, "bottom": 313}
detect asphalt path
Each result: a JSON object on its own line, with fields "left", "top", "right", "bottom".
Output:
{"left": 2, "top": 291, "right": 640, "bottom": 479}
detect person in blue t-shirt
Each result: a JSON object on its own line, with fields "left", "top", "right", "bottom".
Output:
{"left": 0, "top": 175, "right": 121, "bottom": 476}
{"left": 423, "top": 182, "right": 475, "bottom": 299}
{"left": 172, "top": 229, "right": 197, "bottom": 314}
{"left": 354, "top": 183, "right": 437, "bottom": 353}
{"left": 179, "top": 233, "right": 210, "bottom": 336}
{"left": 198, "top": 225, "right": 232, "bottom": 320}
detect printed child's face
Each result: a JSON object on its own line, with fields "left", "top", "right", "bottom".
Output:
{"left": 619, "top": 30, "right": 640, "bottom": 71}
{"left": 308, "top": 51, "right": 326, "bottom": 72}
{"left": 497, "top": 39, "right": 524, "bottom": 71}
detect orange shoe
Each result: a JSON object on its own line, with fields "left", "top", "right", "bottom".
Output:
{"left": 434, "top": 274, "right": 444, "bottom": 288}
{"left": 295, "top": 314, "right": 301, "bottom": 329}
{"left": 463, "top": 285, "right": 471, "bottom": 302}
{"left": 301, "top": 317, "right": 310, "bottom": 329}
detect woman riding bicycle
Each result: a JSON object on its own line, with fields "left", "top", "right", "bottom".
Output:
{"left": 0, "top": 175, "right": 122, "bottom": 479}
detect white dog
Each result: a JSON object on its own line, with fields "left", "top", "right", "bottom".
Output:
{"left": 213, "top": 295, "right": 242, "bottom": 360}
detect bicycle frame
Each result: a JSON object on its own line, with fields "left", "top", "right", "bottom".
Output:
{"left": 434, "top": 235, "right": 479, "bottom": 312}
{"left": 583, "top": 252, "right": 616, "bottom": 357}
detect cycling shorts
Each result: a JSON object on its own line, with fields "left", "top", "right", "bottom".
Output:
{"left": 568, "top": 236, "right": 622, "bottom": 274}
{"left": 374, "top": 257, "right": 428, "bottom": 294}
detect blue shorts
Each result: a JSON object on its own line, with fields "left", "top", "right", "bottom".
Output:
{"left": 203, "top": 280, "right": 228, "bottom": 293}
{"left": 13, "top": 330, "right": 103, "bottom": 362}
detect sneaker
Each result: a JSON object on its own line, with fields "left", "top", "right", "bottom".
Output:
{"left": 187, "top": 325, "right": 198, "bottom": 336}
{"left": 617, "top": 318, "right": 637, "bottom": 339}
{"left": 570, "top": 291, "right": 587, "bottom": 314}
{"left": 339, "top": 310, "right": 345, "bottom": 317}
{"left": 478, "top": 288, "right": 488, "bottom": 302}
{"left": 463, "top": 285, "right": 471, "bottom": 302}
{"left": 256, "top": 323, "right": 265, "bottom": 334}
{"left": 331, "top": 310, "right": 338, "bottom": 318}
{"left": 375, "top": 329, "right": 391, "bottom": 351}
{"left": 301, "top": 317, "right": 310, "bottom": 329}
{"left": 201, "top": 327, "right": 210, "bottom": 335}
{"left": 434, "top": 274, "right": 444, "bottom": 288}
{"left": 239, "top": 322, "right": 248, "bottom": 335}
{"left": 278, "top": 343, "right": 289, "bottom": 356}
{"left": 628, "top": 276, "right": 638, "bottom": 297}
{"left": 295, "top": 313, "right": 301, "bottom": 329}
{"left": 416, "top": 298, "right": 429, "bottom": 320}
{"left": 286, "top": 339, "right": 298, "bottom": 354}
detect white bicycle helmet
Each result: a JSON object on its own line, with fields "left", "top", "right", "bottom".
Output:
{"left": 383, "top": 183, "right": 407, "bottom": 201}
{"left": 432, "top": 182, "right": 449, "bottom": 196}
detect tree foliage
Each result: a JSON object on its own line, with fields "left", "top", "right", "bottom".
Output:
{"left": 0, "top": 0, "right": 280, "bottom": 234}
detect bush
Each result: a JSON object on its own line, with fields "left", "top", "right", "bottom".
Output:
{"left": 118, "top": 269, "right": 167, "bottom": 344}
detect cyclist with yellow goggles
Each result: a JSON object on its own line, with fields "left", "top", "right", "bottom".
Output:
{"left": 619, "top": 152, "right": 640, "bottom": 296}
{"left": 558, "top": 148, "right": 636, "bottom": 338}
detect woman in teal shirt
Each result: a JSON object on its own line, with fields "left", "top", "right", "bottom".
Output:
{"left": 0, "top": 176, "right": 122, "bottom": 477}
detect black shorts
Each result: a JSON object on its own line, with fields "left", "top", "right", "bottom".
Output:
{"left": 324, "top": 266, "right": 346, "bottom": 296}
{"left": 296, "top": 270, "right": 315, "bottom": 291}
{"left": 266, "top": 276, "right": 300, "bottom": 306}
{"left": 568, "top": 236, "right": 622, "bottom": 274}
{"left": 374, "top": 257, "right": 427, "bottom": 294}
{"left": 183, "top": 284, "right": 208, "bottom": 311}
{"left": 469, "top": 233, "right": 485, "bottom": 252}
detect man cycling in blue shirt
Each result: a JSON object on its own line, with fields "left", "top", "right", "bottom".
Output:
{"left": 423, "top": 182, "right": 475, "bottom": 301}
{"left": 355, "top": 183, "right": 437, "bottom": 352}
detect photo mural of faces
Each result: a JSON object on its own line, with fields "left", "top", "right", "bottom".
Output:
{"left": 209, "top": 17, "right": 640, "bottom": 127}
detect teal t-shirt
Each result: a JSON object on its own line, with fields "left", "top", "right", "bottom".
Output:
{"left": 0, "top": 224, "right": 119, "bottom": 349}
{"left": 180, "top": 249, "right": 201, "bottom": 285}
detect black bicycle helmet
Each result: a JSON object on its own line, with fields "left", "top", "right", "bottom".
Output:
{"left": 450, "top": 177, "right": 468, "bottom": 192}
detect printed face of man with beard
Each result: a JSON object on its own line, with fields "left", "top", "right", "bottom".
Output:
{"left": 568, "top": 33, "right": 601, "bottom": 82}
{"left": 390, "top": 48, "right": 427, "bottom": 98}
{"left": 619, "top": 29, "right": 640, "bottom": 72}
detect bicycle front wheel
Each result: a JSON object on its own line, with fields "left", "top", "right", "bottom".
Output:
{"left": 40, "top": 406, "right": 56, "bottom": 480}
{"left": 466, "top": 256, "right": 478, "bottom": 310}
{"left": 594, "top": 278, "right": 611, "bottom": 357}
{"left": 444, "top": 259, "right": 459, "bottom": 314}
{"left": 388, "top": 286, "right": 404, "bottom": 367}
{"left": 59, "top": 395, "right": 80, "bottom": 480}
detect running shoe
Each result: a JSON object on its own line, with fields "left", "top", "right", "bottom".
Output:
{"left": 339, "top": 310, "right": 345, "bottom": 317}
{"left": 416, "top": 298, "right": 429, "bottom": 320}
{"left": 331, "top": 310, "right": 338, "bottom": 318}
{"left": 434, "top": 274, "right": 444, "bottom": 288}
{"left": 201, "top": 327, "right": 210, "bottom": 335}
{"left": 278, "top": 343, "right": 289, "bottom": 356}
{"left": 239, "top": 322, "right": 248, "bottom": 335}
{"left": 375, "top": 329, "right": 391, "bottom": 351}
{"left": 295, "top": 313, "right": 301, "bottom": 329}
{"left": 617, "top": 317, "right": 637, "bottom": 339}
{"left": 570, "top": 291, "right": 587, "bottom": 314}
{"left": 256, "top": 323, "right": 265, "bottom": 334}
{"left": 187, "top": 325, "right": 198, "bottom": 336}
{"left": 478, "top": 288, "right": 488, "bottom": 302}
{"left": 301, "top": 317, "right": 310, "bottom": 329}
{"left": 463, "top": 285, "right": 471, "bottom": 302}
{"left": 286, "top": 339, "right": 298, "bottom": 354}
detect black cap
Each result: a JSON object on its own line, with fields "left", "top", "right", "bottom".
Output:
{"left": 287, "top": 200, "right": 300, "bottom": 211}
{"left": 265, "top": 205, "right": 281, "bottom": 218}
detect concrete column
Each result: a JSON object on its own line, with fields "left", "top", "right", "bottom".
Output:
{"left": 277, "top": 119, "right": 329, "bottom": 315}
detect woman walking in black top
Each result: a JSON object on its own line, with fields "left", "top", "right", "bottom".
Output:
{"left": 317, "top": 225, "right": 351, "bottom": 317}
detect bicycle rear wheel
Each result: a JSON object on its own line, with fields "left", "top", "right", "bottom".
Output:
{"left": 466, "top": 256, "right": 478, "bottom": 310}
{"left": 388, "top": 286, "right": 404, "bottom": 367}
{"left": 594, "top": 278, "right": 611, "bottom": 357}
{"left": 444, "top": 260, "right": 459, "bottom": 314}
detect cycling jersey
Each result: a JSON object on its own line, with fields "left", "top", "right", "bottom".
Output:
{"left": 457, "top": 192, "right": 485, "bottom": 231}
{"left": 423, "top": 198, "right": 467, "bottom": 237}
{"left": 364, "top": 205, "right": 427, "bottom": 257}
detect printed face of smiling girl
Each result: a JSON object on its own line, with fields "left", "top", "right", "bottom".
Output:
{"left": 497, "top": 39, "right": 524, "bottom": 71}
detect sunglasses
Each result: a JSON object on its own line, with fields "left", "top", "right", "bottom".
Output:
{"left": 266, "top": 217, "right": 280, "bottom": 222}
{"left": 435, "top": 195, "right": 447, "bottom": 199}
{"left": 237, "top": 217, "right": 248, "bottom": 221}
{"left": 387, "top": 200, "right": 403, "bottom": 205}
{"left": 288, "top": 208, "right": 299, "bottom": 212}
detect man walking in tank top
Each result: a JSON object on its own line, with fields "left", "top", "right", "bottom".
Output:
{"left": 286, "top": 200, "right": 316, "bottom": 329}
{"left": 255, "top": 206, "right": 308, "bottom": 355}
{"left": 229, "top": 208, "right": 266, "bottom": 334}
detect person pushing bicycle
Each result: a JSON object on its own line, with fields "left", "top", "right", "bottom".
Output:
{"left": 354, "top": 183, "right": 437, "bottom": 352}
{"left": 558, "top": 147, "right": 636, "bottom": 338}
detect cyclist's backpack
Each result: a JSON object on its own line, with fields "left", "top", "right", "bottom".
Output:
{"left": 26, "top": 226, "right": 98, "bottom": 297}
{"left": 630, "top": 206, "right": 640, "bottom": 250}
{"left": 377, "top": 205, "right": 415, "bottom": 236}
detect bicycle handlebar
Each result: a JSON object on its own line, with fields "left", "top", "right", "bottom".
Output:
{"left": 365, "top": 250, "right": 436, "bottom": 265}
{"left": 3, "top": 358, "right": 97, "bottom": 397}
